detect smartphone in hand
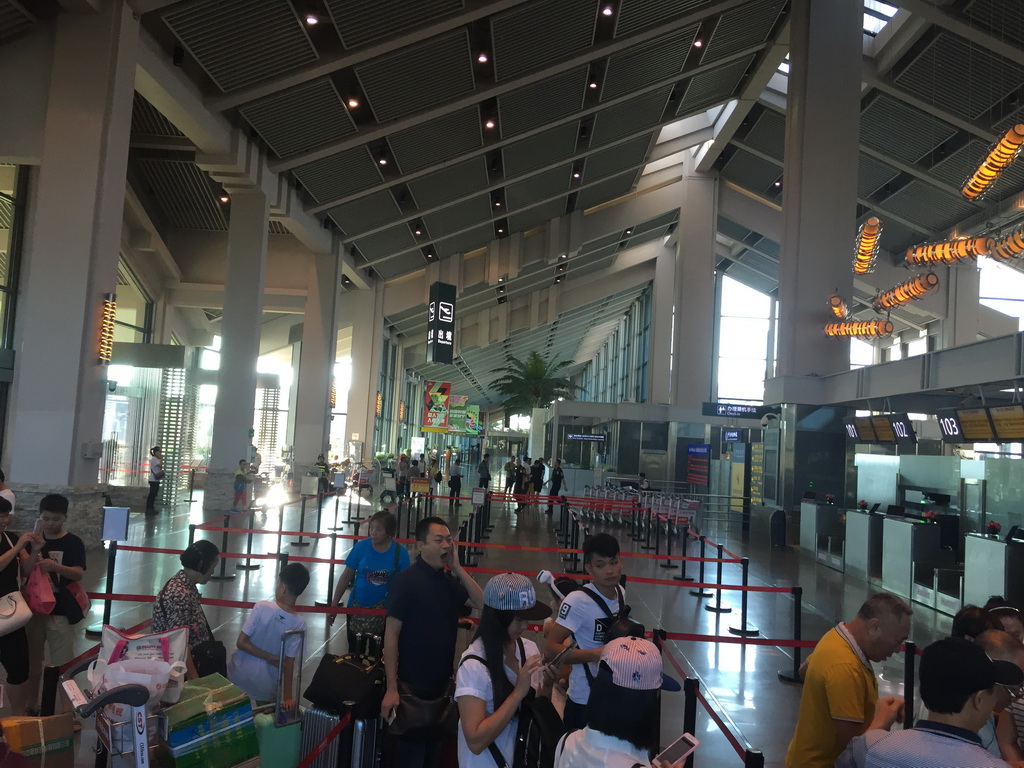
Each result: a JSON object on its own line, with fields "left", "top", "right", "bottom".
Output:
{"left": 547, "top": 637, "right": 579, "bottom": 668}
{"left": 655, "top": 733, "right": 699, "bottom": 765}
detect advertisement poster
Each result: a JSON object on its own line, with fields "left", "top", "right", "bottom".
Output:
{"left": 423, "top": 381, "right": 451, "bottom": 433}
{"left": 447, "top": 396, "right": 468, "bottom": 434}
{"left": 465, "top": 405, "right": 480, "bottom": 437}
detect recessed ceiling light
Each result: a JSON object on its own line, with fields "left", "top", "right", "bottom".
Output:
{"left": 478, "top": 53, "right": 489, "bottom": 63}
{"left": 774, "top": 180, "right": 782, "bottom": 187}
{"left": 625, "top": 228, "right": 632, "bottom": 235}
{"left": 498, "top": 276, "right": 504, "bottom": 282}
{"left": 589, "top": 81, "right": 598, "bottom": 89}
{"left": 219, "top": 194, "right": 229, "bottom": 203}
{"left": 693, "top": 39, "right": 702, "bottom": 47}
{"left": 497, "top": 228, "right": 504, "bottom": 233}
{"left": 414, "top": 228, "right": 422, "bottom": 235}
{"left": 602, "top": 6, "right": 613, "bottom": 16}
{"left": 572, "top": 171, "right": 581, "bottom": 178}
{"left": 347, "top": 98, "right": 359, "bottom": 108}
{"left": 305, "top": 14, "right": 319, "bottom": 25}
{"left": 485, "top": 119, "right": 495, "bottom": 129}
{"left": 494, "top": 200, "right": 501, "bottom": 207}
{"left": 559, "top": 253, "right": 567, "bottom": 259}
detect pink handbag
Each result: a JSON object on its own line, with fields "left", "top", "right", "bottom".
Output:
{"left": 23, "top": 564, "right": 55, "bottom": 615}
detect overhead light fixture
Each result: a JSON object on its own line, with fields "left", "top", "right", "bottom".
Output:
{"left": 961, "top": 124, "right": 1024, "bottom": 201}
{"left": 485, "top": 119, "right": 495, "bottom": 129}
{"left": 554, "top": 275, "right": 565, "bottom": 284}
{"left": 624, "top": 228, "right": 632, "bottom": 235}
{"left": 497, "top": 276, "right": 504, "bottom": 282}
{"left": 559, "top": 253, "right": 567, "bottom": 259}
{"left": 905, "top": 236, "right": 993, "bottom": 266}
{"left": 218, "top": 193, "right": 230, "bottom": 203}
{"left": 414, "top": 228, "right": 423, "bottom": 236}
{"left": 572, "top": 171, "right": 581, "bottom": 179}
{"left": 589, "top": 81, "right": 598, "bottom": 89}
{"left": 602, "top": 6, "right": 613, "bottom": 16}
{"left": 493, "top": 198, "right": 501, "bottom": 207}
{"left": 497, "top": 227, "right": 504, "bottom": 234}
{"left": 823, "top": 320, "right": 894, "bottom": 338}
{"left": 693, "top": 39, "right": 703, "bottom": 48}
{"left": 99, "top": 293, "right": 116, "bottom": 364}
{"left": 497, "top": 295, "right": 508, "bottom": 304}
{"left": 496, "top": 285, "right": 506, "bottom": 294}
{"left": 827, "top": 294, "right": 849, "bottom": 320}
{"left": 872, "top": 272, "right": 939, "bottom": 313}
{"left": 992, "top": 227, "right": 1024, "bottom": 260}
{"left": 477, "top": 52, "right": 489, "bottom": 63}
{"left": 556, "top": 264, "right": 566, "bottom": 273}
{"left": 346, "top": 98, "right": 359, "bottom": 108}
{"left": 305, "top": 13, "right": 319, "bottom": 25}
{"left": 852, "top": 216, "right": 882, "bottom": 275}
{"left": 377, "top": 151, "right": 388, "bottom": 166}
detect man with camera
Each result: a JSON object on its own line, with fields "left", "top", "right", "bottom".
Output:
{"left": 544, "top": 532, "right": 641, "bottom": 730}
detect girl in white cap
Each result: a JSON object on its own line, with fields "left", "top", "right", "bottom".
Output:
{"left": 554, "top": 636, "right": 685, "bottom": 768}
{"left": 456, "top": 572, "right": 556, "bottom": 767}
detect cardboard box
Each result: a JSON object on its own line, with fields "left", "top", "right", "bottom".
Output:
{"left": 167, "top": 719, "right": 257, "bottom": 768}
{"left": 0, "top": 713, "right": 75, "bottom": 768}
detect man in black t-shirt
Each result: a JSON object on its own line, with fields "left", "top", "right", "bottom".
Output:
{"left": 382, "top": 516, "right": 484, "bottom": 768}
{"left": 547, "top": 458, "right": 565, "bottom": 515}
{"left": 24, "top": 494, "right": 86, "bottom": 715}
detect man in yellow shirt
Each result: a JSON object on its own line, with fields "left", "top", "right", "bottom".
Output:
{"left": 785, "top": 593, "right": 912, "bottom": 768}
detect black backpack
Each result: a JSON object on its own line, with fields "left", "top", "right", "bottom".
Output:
{"left": 303, "top": 652, "right": 385, "bottom": 719}
{"left": 460, "top": 640, "right": 566, "bottom": 768}
{"left": 575, "top": 586, "right": 645, "bottom": 684}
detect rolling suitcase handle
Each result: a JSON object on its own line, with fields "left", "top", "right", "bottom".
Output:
{"left": 278, "top": 627, "right": 305, "bottom": 726}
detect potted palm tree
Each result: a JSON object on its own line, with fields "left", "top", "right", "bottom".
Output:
{"left": 491, "top": 352, "right": 580, "bottom": 456}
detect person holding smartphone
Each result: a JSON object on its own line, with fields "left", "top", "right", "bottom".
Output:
{"left": 554, "top": 636, "right": 685, "bottom": 768}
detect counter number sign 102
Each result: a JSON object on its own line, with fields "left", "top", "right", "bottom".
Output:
{"left": 893, "top": 421, "right": 910, "bottom": 439}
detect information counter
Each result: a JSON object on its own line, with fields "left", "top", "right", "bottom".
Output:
{"left": 964, "top": 533, "right": 1024, "bottom": 607}
{"left": 881, "top": 517, "right": 945, "bottom": 600}
{"left": 846, "top": 509, "right": 884, "bottom": 582}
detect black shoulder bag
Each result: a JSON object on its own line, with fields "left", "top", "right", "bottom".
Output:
{"left": 574, "top": 586, "right": 645, "bottom": 686}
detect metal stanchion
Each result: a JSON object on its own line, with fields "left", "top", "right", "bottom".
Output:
{"left": 904, "top": 641, "right": 917, "bottom": 728}
{"left": 778, "top": 586, "right": 804, "bottom": 683}
{"left": 188, "top": 469, "right": 196, "bottom": 503}
{"left": 86, "top": 540, "right": 119, "bottom": 637}
{"left": 291, "top": 496, "right": 311, "bottom": 547}
{"left": 663, "top": 520, "right": 681, "bottom": 572}
{"left": 631, "top": 500, "right": 641, "bottom": 541}
{"left": 644, "top": 510, "right": 658, "bottom": 552}
{"left": 41, "top": 665, "right": 61, "bottom": 716}
{"left": 236, "top": 509, "right": 260, "bottom": 571}
{"left": 316, "top": 533, "right": 339, "bottom": 608}
{"left": 210, "top": 514, "right": 236, "bottom": 581}
{"left": 728, "top": 557, "right": 759, "bottom": 636}
{"left": 316, "top": 491, "right": 325, "bottom": 532}
{"left": 682, "top": 678, "right": 698, "bottom": 768}
{"left": 278, "top": 551, "right": 289, "bottom": 570}
{"left": 330, "top": 491, "right": 345, "bottom": 531}
{"left": 744, "top": 750, "right": 765, "bottom": 767}
{"left": 188, "top": 523, "right": 196, "bottom": 547}
{"left": 703, "top": 544, "right": 731, "bottom": 613}
{"left": 689, "top": 536, "right": 713, "bottom": 597}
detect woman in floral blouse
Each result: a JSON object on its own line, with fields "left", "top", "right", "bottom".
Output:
{"left": 152, "top": 540, "right": 219, "bottom": 678}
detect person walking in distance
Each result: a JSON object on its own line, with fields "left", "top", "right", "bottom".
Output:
{"left": 546, "top": 459, "right": 565, "bottom": 515}
{"left": 477, "top": 454, "right": 491, "bottom": 490}
{"left": 448, "top": 459, "right": 463, "bottom": 510}
{"left": 146, "top": 446, "right": 164, "bottom": 515}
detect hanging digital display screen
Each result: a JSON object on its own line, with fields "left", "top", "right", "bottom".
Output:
{"left": 870, "top": 416, "right": 896, "bottom": 443}
{"left": 854, "top": 417, "right": 877, "bottom": 442}
{"left": 956, "top": 408, "right": 995, "bottom": 441}
{"left": 989, "top": 404, "right": 1024, "bottom": 440}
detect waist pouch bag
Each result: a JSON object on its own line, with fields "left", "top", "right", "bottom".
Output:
{"left": 303, "top": 652, "right": 385, "bottom": 719}
{"left": 389, "top": 678, "right": 459, "bottom": 740}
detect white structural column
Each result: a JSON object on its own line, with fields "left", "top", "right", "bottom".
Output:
{"left": 774, "top": 0, "right": 861, "bottom": 382}
{"left": 670, "top": 155, "right": 718, "bottom": 409}
{"left": 339, "top": 287, "right": 384, "bottom": 463}
{"left": 649, "top": 245, "right": 675, "bottom": 405}
{"left": 205, "top": 190, "right": 269, "bottom": 511}
{"left": 6, "top": 1, "right": 138, "bottom": 544}
{"left": 292, "top": 253, "right": 340, "bottom": 474}
{"left": 941, "top": 265, "right": 981, "bottom": 349}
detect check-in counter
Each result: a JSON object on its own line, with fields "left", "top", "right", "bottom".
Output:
{"left": 964, "top": 533, "right": 1024, "bottom": 607}
{"left": 846, "top": 509, "right": 884, "bottom": 582}
{"left": 882, "top": 517, "right": 946, "bottom": 601}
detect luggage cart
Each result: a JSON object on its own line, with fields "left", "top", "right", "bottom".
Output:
{"left": 61, "top": 657, "right": 154, "bottom": 768}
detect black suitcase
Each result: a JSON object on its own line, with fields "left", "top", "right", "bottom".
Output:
{"left": 300, "top": 707, "right": 382, "bottom": 768}
{"left": 304, "top": 653, "right": 385, "bottom": 719}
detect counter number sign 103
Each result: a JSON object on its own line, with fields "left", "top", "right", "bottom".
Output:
{"left": 935, "top": 408, "right": 962, "bottom": 442}
{"left": 939, "top": 417, "right": 960, "bottom": 438}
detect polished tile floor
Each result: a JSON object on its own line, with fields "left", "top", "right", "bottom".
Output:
{"left": 41, "top": 485, "right": 953, "bottom": 768}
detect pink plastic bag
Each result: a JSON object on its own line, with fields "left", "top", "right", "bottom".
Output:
{"left": 23, "top": 565, "right": 55, "bottom": 615}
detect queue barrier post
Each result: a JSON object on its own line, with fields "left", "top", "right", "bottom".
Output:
{"left": 318, "top": 533, "right": 338, "bottom": 607}
{"left": 728, "top": 557, "right": 759, "bottom": 636}
{"left": 278, "top": 551, "right": 289, "bottom": 570}
{"left": 682, "top": 677, "right": 699, "bottom": 768}
{"left": 316, "top": 491, "right": 324, "bottom": 532}
{"left": 347, "top": 485, "right": 354, "bottom": 523}
{"left": 904, "top": 641, "right": 917, "bottom": 728}
{"left": 743, "top": 750, "right": 765, "bottom": 768}
{"left": 210, "top": 514, "right": 236, "bottom": 581}
{"left": 236, "top": 509, "right": 260, "bottom": 571}
{"left": 292, "top": 496, "right": 311, "bottom": 547}
{"left": 188, "top": 469, "right": 196, "bottom": 503}
{"left": 41, "top": 665, "right": 60, "bottom": 717}
{"left": 87, "top": 539, "right": 120, "bottom": 637}
{"left": 329, "top": 491, "right": 344, "bottom": 532}
{"left": 630, "top": 499, "right": 641, "bottom": 541}
{"left": 778, "top": 586, "right": 804, "bottom": 683}
{"left": 689, "top": 536, "right": 713, "bottom": 598}
{"left": 666, "top": 522, "right": 684, "bottom": 576}
{"left": 704, "top": 544, "right": 732, "bottom": 614}
{"left": 641, "top": 507, "right": 655, "bottom": 551}
{"left": 188, "top": 523, "right": 196, "bottom": 547}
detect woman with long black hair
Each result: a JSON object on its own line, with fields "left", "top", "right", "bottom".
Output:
{"left": 456, "top": 572, "right": 554, "bottom": 767}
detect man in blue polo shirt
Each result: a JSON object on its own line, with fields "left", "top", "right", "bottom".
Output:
{"left": 382, "top": 515, "right": 484, "bottom": 768}
{"left": 852, "top": 637, "right": 1023, "bottom": 768}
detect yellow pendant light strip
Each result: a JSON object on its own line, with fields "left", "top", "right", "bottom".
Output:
{"left": 827, "top": 294, "right": 849, "bottom": 320}
{"left": 991, "top": 228, "right": 1024, "bottom": 261}
{"left": 823, "top": 320, "right": 894, "bottom": 338}
{"left": 962, "top": 124, "right": 1024, "bottom": 201}
{"left": 905, "top": 236, "right": 993, "bottom": 266}
{"left": 872, "top": 272, "right": 939, "bottom": 313}
{"left": 853, "top": 217, "right": 882, "bottom": 275}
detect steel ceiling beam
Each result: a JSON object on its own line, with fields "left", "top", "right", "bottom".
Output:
{"left": 892, "top": 0, "right": 1024, "bottom": 69}
{"left": 271, "top": 0, "right": 754, "bottom": 172}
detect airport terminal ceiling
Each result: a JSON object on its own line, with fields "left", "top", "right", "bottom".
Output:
{"left": 5, "top": 0, "right": 1024, "bottom": 402}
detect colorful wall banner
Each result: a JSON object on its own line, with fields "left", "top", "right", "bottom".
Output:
{"left": 423, "top": 381, "right": 451, "bottom": 433}
{"left": 447, "top": 396, "right": 468, "bottom": 434}
{"left": 465, "top": 405, "right": 480, "bottom": 437}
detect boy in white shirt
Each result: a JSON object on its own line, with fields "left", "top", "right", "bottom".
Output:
{"left": 544, "top": 532, "right": 625, "bottom": 730}
{"left": 228, "top": 564, "right": 309, "bottom": 711}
